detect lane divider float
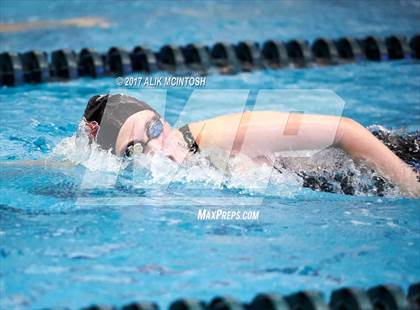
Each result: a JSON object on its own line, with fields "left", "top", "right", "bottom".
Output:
{"left": 75, "top": 282, "right": 419, "bottom": 310}
{"left": 0, "top": 34, "right": 419, "bottom": 87}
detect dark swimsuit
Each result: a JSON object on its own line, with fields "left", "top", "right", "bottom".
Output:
{"left": 179, "top": 124, "right": 200, "bottom": 154}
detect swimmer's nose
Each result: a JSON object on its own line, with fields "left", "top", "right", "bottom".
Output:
{"left": 145, "top": 137, "right": 164, "bottom": 153}
{"left": 144, "top": 139, "right": 177, "bottom": 163}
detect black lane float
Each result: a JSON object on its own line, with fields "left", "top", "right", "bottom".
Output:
{"left": 1, "top": 34, "right": 419, "bottom": 87}
{"left": 75, "top": 282, "right": 419, "bottom": 310}
{"left": 182, "top": 43, "right": 211, "bottom": 74}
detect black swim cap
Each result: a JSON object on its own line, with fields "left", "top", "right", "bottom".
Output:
{"left": 83, "top": 94, "right": 157, "bottom": 153}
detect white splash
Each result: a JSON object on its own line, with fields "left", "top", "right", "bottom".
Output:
{"left": 51, "top": 121, "right": 124, "bottom": 172}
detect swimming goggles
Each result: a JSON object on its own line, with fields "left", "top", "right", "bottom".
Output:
{"left": 124, "top": 115, "right": 164, "bottom": 157}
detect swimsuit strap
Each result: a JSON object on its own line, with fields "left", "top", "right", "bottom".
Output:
{"left": 179, "top": 124, "right": 200, "bottom": 154}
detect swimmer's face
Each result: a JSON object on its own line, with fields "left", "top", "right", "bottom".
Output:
{"left": 115, "top": 110, "right": 187, "bottom": 162}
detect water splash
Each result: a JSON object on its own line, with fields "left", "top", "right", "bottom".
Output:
{"left": 51, "top": 120, "right": 124, "bottom": 172}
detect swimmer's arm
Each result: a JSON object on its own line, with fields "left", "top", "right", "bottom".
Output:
{"left": 335, "top": 118, "right": 419, "bottom": 196}
{"left": 193, "top": 111, "right": 419, "bottom": 196}
{"left": 240, "top": 113, "right": 419, "bottom": 196}
{"left": 192, "top": 111, "right": 350, "bottom": 156}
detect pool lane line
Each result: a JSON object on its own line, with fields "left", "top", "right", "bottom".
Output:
{"left": 0, "top": 34, "right": 419, "bottom": 87}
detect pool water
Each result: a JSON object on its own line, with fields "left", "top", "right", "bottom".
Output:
{"left": 1, "top": 1, "right": 420, "bottom": 309}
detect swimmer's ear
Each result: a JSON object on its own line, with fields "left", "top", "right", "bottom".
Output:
{"left": 83, "top": 94, "right": 110, "bottom": 124}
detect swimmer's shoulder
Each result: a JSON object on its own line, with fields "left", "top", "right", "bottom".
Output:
{"left": 187, "top": 110, "right": 288, "bottom": 148}
{"left": 189, "top": 110, "right": 283, "bottom": 125}
{"left": 188, "top": 110, "right": 288, "bottom": 132}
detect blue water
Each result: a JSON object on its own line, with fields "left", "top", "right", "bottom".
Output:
{"left": 1, "top": 1, "right": 420, "bottom": 309}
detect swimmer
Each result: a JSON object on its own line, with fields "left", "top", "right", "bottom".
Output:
{"left": 80, "top": 94, "right": 420, "bottom": 197}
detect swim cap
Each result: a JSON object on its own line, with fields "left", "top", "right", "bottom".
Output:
{"left": 83, "top": 94, "right": 158, "bottom": 153}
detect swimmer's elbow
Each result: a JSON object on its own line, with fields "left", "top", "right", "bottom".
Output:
{"left": 335, "top": 117, "right": 365, "bottom": 148}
